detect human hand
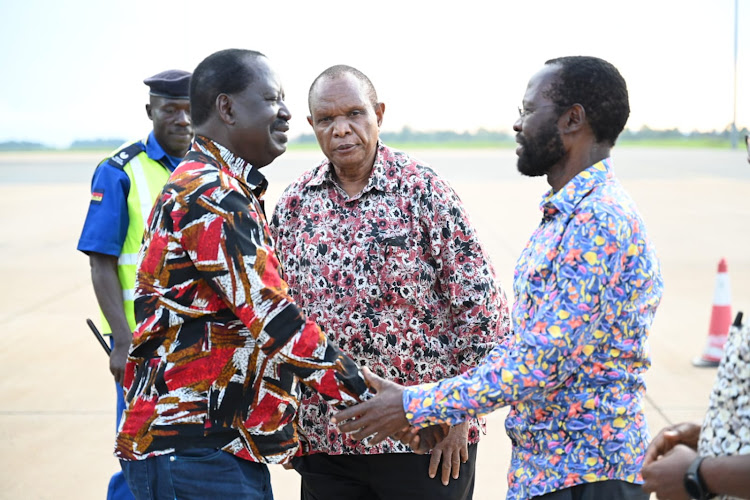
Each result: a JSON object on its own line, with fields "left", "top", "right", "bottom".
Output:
{"left": 389, "top": 425, "right": 420, "bottom": 451}
{"left": 109, "top": 343, "right": 128, "bottom": 386}
{"left": 391, "top": 424, "right": 451, "bottom": 454}
{"left": 429, "top": 421, "right": 469, "bottom": 486}
{"left": 332, "top": 367, "right": 409, "bottom": 446}
{"left": 643, "top": 422, "right": 701, "bottom": 467}
{"left": 412, "top": 424, "right": 451, "bottom": 454}
{"left": 641, "top": 443, "right": 696, "bottom": 499}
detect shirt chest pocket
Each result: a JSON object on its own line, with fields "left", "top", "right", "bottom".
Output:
{"left": 367, "top": 232, "right": 435, "bottom": 307}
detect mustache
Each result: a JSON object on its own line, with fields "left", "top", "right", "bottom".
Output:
{"left": 272, "top": 119, "right": 289, "bottom": 132}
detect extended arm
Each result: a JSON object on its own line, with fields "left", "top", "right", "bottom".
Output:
{"left": 336, "top": 216, "right": 637, "bottom": 434}
{"left": 185, "top": 185, "right": 368, "bottom": 405}
{"left": 401, "top": 215, "right": 635, "bottom": 427}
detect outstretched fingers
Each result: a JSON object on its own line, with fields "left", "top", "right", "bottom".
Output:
{"left": 332, "top": 366, "right": 410, "bottom": 444}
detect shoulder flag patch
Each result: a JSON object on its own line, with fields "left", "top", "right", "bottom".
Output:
{"left": 106, "top": 142, "right": 146, "bottom": 170}
{"left": 91, "top": 190, "right": 104, "bottom": 203}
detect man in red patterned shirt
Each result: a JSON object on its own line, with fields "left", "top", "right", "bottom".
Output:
{"left": 272, "top": 65, "right": 510, "bottom": 499}
{"left": 114, "top": 50, "right": 370, "bottom": 500}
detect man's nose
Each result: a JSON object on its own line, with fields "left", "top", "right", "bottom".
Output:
{"left": 512, "top": 117, "right": 522, "bottom": 132}
{"left": 176, "top": 109, "right": 191, "bottom": 126}
{"left": 278, "top": 101, "right": 291, "bottom": 121}
{"left": 332, "top": 117, "right": 351, "bottom": 137}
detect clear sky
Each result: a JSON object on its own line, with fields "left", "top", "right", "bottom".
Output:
{"left": 1, "top": 0, "right": 748, "bottom": 147}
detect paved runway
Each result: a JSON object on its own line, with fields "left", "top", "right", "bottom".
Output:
{"left": 1, "top": 147, "right": 748, "bottom": 499}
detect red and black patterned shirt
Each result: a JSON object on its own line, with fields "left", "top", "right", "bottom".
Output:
{"left": 271, "top": 142, "right": 511, "bottom": 455}
{"left": 114, "top": 136, "right": 368, "bottom": 464}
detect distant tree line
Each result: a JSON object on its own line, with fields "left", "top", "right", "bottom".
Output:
{"left": 619, "top": 125, "right": 749, "bottom": 144}
{"left": 0, "top": 141, "right": 52, "bottom": 151}
{"left": 293, "top": 126, "right": 516, "bottom": 145}
{"left": 1, "top": 126, "right": 747, "bottom": 151}
{"left": 0, "top": 138, "right": 126, "bottom": 151}
{"left": 292, "top": 125, "right": 749, "bottom": 146}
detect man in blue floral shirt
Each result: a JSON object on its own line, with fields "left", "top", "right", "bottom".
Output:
{"left": 334, "top": 56, "right": 663, "bottom": 500}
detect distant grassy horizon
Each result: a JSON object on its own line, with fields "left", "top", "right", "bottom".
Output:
{"left": 0, "top": 137, "right": 744, "bottom": 154}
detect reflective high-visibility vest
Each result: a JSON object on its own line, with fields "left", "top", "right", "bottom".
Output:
{"left": 99, "top": 141, "right": 172, "bottom": 334}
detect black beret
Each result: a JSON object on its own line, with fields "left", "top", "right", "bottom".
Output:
{"left": 143, "top": 69, "right": 191, "bottom": 100}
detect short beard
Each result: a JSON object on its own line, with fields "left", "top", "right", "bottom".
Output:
{"left": 516, "top": 121, "right": 565, "bottom": 177}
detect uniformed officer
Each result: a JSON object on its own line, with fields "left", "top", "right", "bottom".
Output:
{"left": 77, "top": 69, "right": 193, "bottom": 500}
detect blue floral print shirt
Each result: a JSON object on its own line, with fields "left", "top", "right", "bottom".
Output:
{"left": 402, "top": 159, "right": 663, "bottom": 499}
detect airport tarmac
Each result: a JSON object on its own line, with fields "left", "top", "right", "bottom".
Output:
{"left": 0, "top": 147, "right": 748, "bottom": 499}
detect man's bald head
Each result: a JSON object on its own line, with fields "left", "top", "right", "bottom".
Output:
{"left": 308, "top": 65, "right": 378, "bottom": 113}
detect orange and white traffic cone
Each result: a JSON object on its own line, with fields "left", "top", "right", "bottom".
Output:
{"left": 693, "top": 258, "right": 732, "bottom": 367}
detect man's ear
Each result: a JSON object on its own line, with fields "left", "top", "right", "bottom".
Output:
{"left": 216, "top": 94, "right": 234, "bottom": 125}
{"left": 307, "top": 115, "right": 314, "bottom": 128}
{"left": 560, "top": 103, "right": 586, "bottom": 134}
{"left": 375, "top": 102, "right": 385, "bottom": 128}
{"left": 145, "top": 103, "right": 152, "bottom": 120}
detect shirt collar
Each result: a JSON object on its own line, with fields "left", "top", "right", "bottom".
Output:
{"left": 192, "top": 135, "right": 268, "bottom": 198}
{"left": 145, "top": 131, "right": 182, "bottom": 171}
{"left": 540, "top": 158, "right": 614, "bottom": 220}
{"left": 306, "top": 141, "right": 399, "bottom": 194}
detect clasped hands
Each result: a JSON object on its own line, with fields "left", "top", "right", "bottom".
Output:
{"left": 641, "top": 422, "right": 701, "bottom": 500}
{"left": 332, "top": 367, "right": 469, "bottom": 485}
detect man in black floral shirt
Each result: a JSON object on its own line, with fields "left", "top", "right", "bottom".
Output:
{"left": 271, "top": 65, "right": 511, "bottom": 499}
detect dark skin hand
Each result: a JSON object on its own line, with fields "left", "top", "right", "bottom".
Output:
{"left": 333, "top": 368, "right": 464, "bottom": 484}
{"left": 641, "top": 443, "right": 696, "bottom": 500}
{"left": 643, "top": 421, "right": 750, "bottom": 498}
{"left": 390, "top": 422, "right": 450, "bottom": 455}
{"left": 89, "top": 252, "right": 130, "bottom": 385}
{"left": 332, "top": 367, "right": 411, "bottom": 444}
{"left": 643, "top": 421, "right": 701, "bottom": 467}
{"left": 412, "top": 425, "right": 450, "bottom": 453}
{"left": 428, "top": 421, "right": 470, "bottom": 486}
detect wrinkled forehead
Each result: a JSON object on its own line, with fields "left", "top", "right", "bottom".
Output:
{"left": 312, "top": 73, "right": 365, "bottom": 98}
{"left": 522, "top": 64, "right": 561, "bottom": 105}
{"left": 310, "top": 74, "right": 368, "bottom": 109}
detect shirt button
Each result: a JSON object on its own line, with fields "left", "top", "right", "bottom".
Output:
{"left": 169, "top": 456, "right": 176, "bottom": 461}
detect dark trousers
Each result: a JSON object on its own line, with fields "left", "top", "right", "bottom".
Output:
{"left": 531, "top": 480, "right": 649, "bottom": 500}
{"left": 292, "top": 444, "right": 478, "bottom": 500}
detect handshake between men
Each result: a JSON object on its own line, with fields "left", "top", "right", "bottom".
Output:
{"left": 333, "top": 368, "right": 452, "bottom": 454}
